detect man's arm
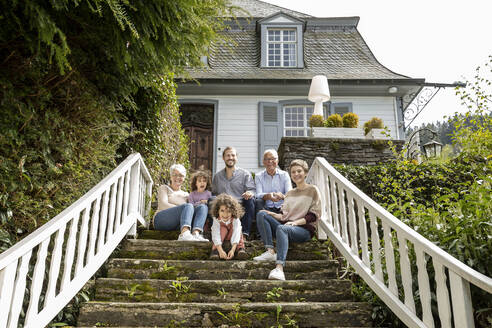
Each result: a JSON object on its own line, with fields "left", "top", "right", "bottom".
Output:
{"left": 254, "top": 172, "right": 266, "bottom": 199}
{"left": 282, "top": 171, "right": 293, "bottom": 194}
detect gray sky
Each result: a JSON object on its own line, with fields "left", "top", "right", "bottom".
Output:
{"left": 263, "top": 0, "right": 492, "bottom": 126}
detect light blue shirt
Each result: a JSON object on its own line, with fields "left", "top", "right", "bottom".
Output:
{"left": 255, "top": 168, "right": 292, "bottom": 208}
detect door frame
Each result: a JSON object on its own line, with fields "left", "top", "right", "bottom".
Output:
{"left": 178, "top": 98, "right": 218, "bottom": 173}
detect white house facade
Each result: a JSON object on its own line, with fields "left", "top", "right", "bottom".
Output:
{"left": 176, "top": 0, "right": 424, "bottom": 173}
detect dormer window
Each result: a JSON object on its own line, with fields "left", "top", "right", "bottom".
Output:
{"left": 258, "top": 12, "right": 304, "bottom": 68}
{"left": 267, "top": 29, "right": 297, "bottom": 67}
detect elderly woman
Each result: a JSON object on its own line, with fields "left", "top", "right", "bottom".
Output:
{"left": 153, "top": 164, "right": 208, "bottom": 241}
{"left": 253, "top": 159, "right": 321, "bottom": 281}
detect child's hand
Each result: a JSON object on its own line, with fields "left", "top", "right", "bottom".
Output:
{"left": 218, "top": 249, "right": 227, "bottom": 259}
{"left": 227, "top": 249, "right": 235, "bottom": 260}
{"left": 200, "top": 199, "right": 208, "bottom": 204}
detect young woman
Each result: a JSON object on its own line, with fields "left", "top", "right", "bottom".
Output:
{"left": 254, "top": 159, "right": 321, "bottom": 280}
{"left": 153, "top": 164, "right": 208, "bottom": 241}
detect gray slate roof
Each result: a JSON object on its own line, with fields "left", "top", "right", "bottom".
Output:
{"left": 229, "top": 0, "right": 311, "bottom": 18}
{"left": 182, "top": 1, "right": 410, "bottom": 81}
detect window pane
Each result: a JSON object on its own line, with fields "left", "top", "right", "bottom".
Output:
{"left": 286, "top": 130, "right": 291, "bottom": 136}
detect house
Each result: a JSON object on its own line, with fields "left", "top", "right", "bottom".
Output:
{"left": 176, "top": 0, "right": 425, "bottom": 173}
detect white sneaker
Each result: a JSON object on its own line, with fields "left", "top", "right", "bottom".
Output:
{"left": 193, "top": 233, "right": 209, "bottom": 242}
{"left": 253, "top": 250, "right": 277, "bottom": 261}
{"left": 178, "top": 230, "right": 195, "bottom": 241}
{"left": 268, "top": 268, "right": 285, "bottom": 281}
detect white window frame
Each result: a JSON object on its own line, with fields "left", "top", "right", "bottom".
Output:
{"left": 283, "top": 105, "right": 314, "bottom": 137}
{"left": 266, "top": 28, "right": 297, "bottom": 67}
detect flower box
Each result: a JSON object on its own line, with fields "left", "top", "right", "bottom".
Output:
{"left": 311, "top": 127, "right": 365, "bottom": 139}
{"left": 365, "top": 128, "right": 388, "bottom": 139}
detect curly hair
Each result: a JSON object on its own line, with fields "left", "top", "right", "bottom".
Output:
{"left": 210, "top": 193, "right": 244, "bottom": 219}
{"left": 190, "top": 170, "right": 211, "bottom": 192}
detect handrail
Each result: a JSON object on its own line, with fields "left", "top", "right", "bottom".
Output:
{"left": 0, "top": 153, "right": 153, "bottom": 328}
{"left": 307, "top": 157, "right": 492, "bottom": 328}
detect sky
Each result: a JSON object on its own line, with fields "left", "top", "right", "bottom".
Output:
{"left": 263, "top": 0, "right": 492, "bottom": 127}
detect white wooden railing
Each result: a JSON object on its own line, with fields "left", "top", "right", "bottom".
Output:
{"left": 0, "top": 153, "right": 152, "bottom": 328}
{"left": 307, "top": 157, "right": 492, "bottom": 328}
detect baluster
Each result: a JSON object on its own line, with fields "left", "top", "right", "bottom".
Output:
{"left": 397, "top": 234, "right": 415, "bottom": 314}
{"left": 330, "top": 178, "right": 339, "bottom": 234}
{"left": 347, "top": 192, "right": 358, "bottom": 255}
{"left": 127, "top": 161, "right": 141, "bottom": 237}
{"left": 382, "top": 222, "right": 397, "bottom": 296}
{"left": 145, "top": 180, "right": 153, "bottom": 228}
{"left": 7, "top": 251, "right": 32, "bottom": 328}
{"left": 449, "top": 270, "right": 474, "bottom": 328}
{"left": 415, "top": 245, "right": 434, "bottom": 327}
{"left": 433, "top": 259, "right": 452, "bottom": 328}
{"left": 44, "top": 225, "right": 66, "bottom": 306}
{"left": 122, "top": 170, "right": 131, "bottom": 223}
{"left": 75, "top": 206, "right": 91, "bottom": 274}
{"left": 106, "top": 182, "right": 117, "bottom": 239}
{"left": 369, "top": 210, "right": 383, "bottom": 280}
{"left": 357, "top": 201, "right": 370, "bottom": 267}
{"left": 114, "top": 175, "right": 124, "bottom": 230}
{"left": 25, "top": 238, "right": 50, "bottom": 326}
{"left": 97, "top": 190, "right": 109, "bottom": 251}
{"left": 0, "top": 259, "right": 18, "bottom": 327}
{"left": 324, "top": 172, "right": 333, "bottom": 227}
{"left": 87, "top": 196, "right": 101, "bottom": 262}
{"left": 338, "top": 186, "right": 348, "bottom": 244}
{"left": 61, "top": 215, "right": 79, "bottom": 290}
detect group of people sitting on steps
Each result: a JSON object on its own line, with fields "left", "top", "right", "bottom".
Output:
{"left": 153, "top": 146, "right": 321, "bottom": 281}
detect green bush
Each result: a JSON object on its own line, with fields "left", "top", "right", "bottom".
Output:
{"left": 309, "top": 115, "right": 324, "bottom": 127}
{"left": 324, "top": 114, "right": 343, "bottom": 127}
{"left": 363, "top": 117, "right": 384, "bottom": 135}
{"left": 342, "top": 112, "right": 359, "bottom": 128}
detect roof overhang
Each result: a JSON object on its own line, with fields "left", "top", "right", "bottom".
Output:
{"left": 176, "top": 78, "right": 427, "bottom": 98}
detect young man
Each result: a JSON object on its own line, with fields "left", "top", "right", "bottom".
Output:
{"left": 212, "top": 147, "right": 256, "bottom": 238}
{"left": 254, "top": 149, "right": 292, "bottom": 214}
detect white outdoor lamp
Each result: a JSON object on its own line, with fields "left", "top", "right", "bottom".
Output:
{"left": 308, "top": 75, "right": 330, "bottom": 116}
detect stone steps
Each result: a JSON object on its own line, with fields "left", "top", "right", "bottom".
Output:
{"left": 119, "top": 239, "right": 329, "bottom": 261}
{"left": 107, "top": 259, "right": 338, "bottom": 280}
{"left": 94, "top": 278, "right": 352, "bottom": 303}
{"left": 77, "top": 302, "right": 372, "bottom": 327}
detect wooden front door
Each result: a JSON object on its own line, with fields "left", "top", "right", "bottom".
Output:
{"left": 184, "top": 126, "right": 213, "bottom": 170}
{"left": 180, "top": 103, "right": 214, "bottom": 171}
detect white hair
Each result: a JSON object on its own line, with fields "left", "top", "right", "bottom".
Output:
{"left": 169, "top": 164, "right": 186, "bottom": 177}
{"left": 263, "top": 149, "right": 278, "bottom": 159}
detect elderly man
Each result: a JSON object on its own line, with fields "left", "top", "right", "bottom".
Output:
{"left": 212, "top": 146, "right": 256, "bottom": 238}
{"left": 255, "top": 149, "right": 292, "bottom": 214}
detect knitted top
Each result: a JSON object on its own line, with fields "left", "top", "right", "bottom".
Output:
{"left": 281, "top": 184, "right": 321, "bottom": 237}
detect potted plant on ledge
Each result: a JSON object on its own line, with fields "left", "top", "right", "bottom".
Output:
{"left": 310, "top": 113, "right": 364, "bottom": 138}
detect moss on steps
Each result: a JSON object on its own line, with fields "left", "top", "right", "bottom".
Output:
{"left": 77, "top": 302, "right": 373, "bottom": 327}
{"left": 107, "top": 259, "right": 338, "bottom": 280}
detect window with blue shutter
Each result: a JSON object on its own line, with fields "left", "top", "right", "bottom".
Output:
{"left": 258, "top": 102, "right": 282, "bottom": 165}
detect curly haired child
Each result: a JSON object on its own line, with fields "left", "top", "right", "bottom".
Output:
{"left": 209, "top": 194, "right": 248, "bottom": 260}
{"left": 188, "top": 170, "right": 212, "bottom": 205}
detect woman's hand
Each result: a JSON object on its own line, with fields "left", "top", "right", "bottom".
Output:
{"left": 200, "top": 199, "right": 208, "bottom": 204}
{"left": 285, "top": 221, "right": 297, "bottom": 226}
{"left": 260, "top": 210, "right": 283, "bottom": 221}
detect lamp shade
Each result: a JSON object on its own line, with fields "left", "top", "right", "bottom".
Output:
{"left": 308, "top": 75, "right": 330, "bottom": 103}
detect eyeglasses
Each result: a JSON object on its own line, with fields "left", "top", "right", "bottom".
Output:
{"left": 171, "top": 173, "right": 185, "bottom": 178}
{"left": 264, "top": 158, "right": 277, "bottom": 162}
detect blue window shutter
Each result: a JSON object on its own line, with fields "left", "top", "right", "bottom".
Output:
{"left": 258, "top": 102, "right": 282, "bottom": 165}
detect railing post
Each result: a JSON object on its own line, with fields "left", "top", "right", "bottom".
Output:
{"left": 127, "top": 160, "right": 141, "bottom": 237}
{"left": 449, "top": 270, "right": 475, "bottom": 328}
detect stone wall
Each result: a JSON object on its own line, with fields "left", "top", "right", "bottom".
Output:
{"left": 277, "top": 137, "right": 404, "bottom": 169}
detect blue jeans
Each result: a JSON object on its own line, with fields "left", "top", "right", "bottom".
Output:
{"left": 256, "top": 211, "right": 311, "bottom": 266}
{"left": 241, "top": 198, "right": 255, "bottom": 235}
{"left": 254, "top": 199, "right": 281, "bottom": 215}
{"left": 154, "top": 203, "right": 207, "bottom": 232}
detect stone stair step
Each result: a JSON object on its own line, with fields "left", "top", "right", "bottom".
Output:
{"left": 107, "top": 259, "right": 338, "bottom": 280}
{"left": 94, "top": 278, "right": 352, "bottom": 303}
{"left": 77, "top": 302, "right": 372, "bottom": 327}
{"left": 138, "top": 230, "right": 180, "bottom": 240}
{"left": 119, "top": 239, "right": 328, "bottom": 261}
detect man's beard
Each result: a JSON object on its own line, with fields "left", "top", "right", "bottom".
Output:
{"left": 225, "top": 161, "right": 235, "bottom": 168}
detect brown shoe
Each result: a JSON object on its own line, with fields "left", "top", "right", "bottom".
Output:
{"left": 209, "top": 249, "right": 219, "bottom": 260}
{"left": 236, "top": 248, "right": 249, "bottom": 260}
